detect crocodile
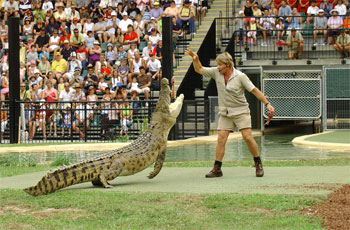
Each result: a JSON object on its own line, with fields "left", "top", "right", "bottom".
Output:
{"left": 24, "top": 78, "right": 184, "bottom": 196}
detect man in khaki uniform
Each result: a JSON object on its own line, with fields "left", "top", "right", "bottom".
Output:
{"left": 185, "top": 50, "right": 275, "bottom": 178}
{"left": 333, "top": 29, "right": 350, "bottom": 58}
{"left": 287, "top": 28, "right": 304, "bottom": 59}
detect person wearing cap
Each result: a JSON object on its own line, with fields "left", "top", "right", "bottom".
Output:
{"left": 63, "top": 52, "right": 82, "bottom": 81}
{"left": 68, "top": 5, "right": 81, "bottom": 22}
{"left": 119, "top": 12, "right": 133, "bottom": 33}
{"left": 21, "top": 15, "right": 34, "bottom": 41}
{"left": 327, "top": 9, "right": 344, "bottom": 44}
{"left": 70, "top": 18, "right": 83, "bottom": 35}
{"left": 34, "top": 27, "right": 49, "bottom": 53}
{"left": 94, "top": 14, "right": 107, "bottom": 45}
{"left": 51, "top": 52, "right": 67, "bottom": 80}
{"left": 76, "top": 42, "right": 89, "bottom": 69}
{"left": 68, "top": 66, "right": 84, "bottom": 86}
{"left": 185, "top": 49, "right": 274, "bottom": 178}
{"left": 127, "top": 1, "right": 141, "bottom": 19}
{"left": 177, "top": 0, "right": 196, "bottom": 34}
{"left": 71, "top": 82, "right": 85, "bottom": 102}
{"left": 144, "top": 27, "right": 161, "bottom": 45}
{"left": 70, "top": 28, "right": 85, "bottom": 49}
{"left": 88, "top": 40, "right": 102, "bottom": 65}
{"left": 164, "top": 0, "right": 179, "bottom": 18}
{"left": 313, "top": 9, "right": 328, "bottom": 45}
{"left": 60, "top": 39, "right": 74, "bottom": 60}
{"left": 53, "top": 2, "right": 67, "bottom": 23}
{"left": 150, "top": 2, "right": 163, "bottom": 21}
{"left": 286, "top": 28, "right": 304, "bottom": 59}
{"left": 333, "top": 29, "right": 350, "bottom": 58}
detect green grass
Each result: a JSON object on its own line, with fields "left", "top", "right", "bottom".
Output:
{"left": 1, "top": 157, "right": 349, "bottom": 177}
{"left": 0, "top": 142, "right": 101, "bottom": 148}
{"left": 0, "top": 189, "right": 324, "bottom": 230}
{"left": 305, "top": 130, "right": 350, "bottom": 144}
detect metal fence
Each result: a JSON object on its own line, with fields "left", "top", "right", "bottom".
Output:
{"left": 0, "top": 99, "right": 210, "bottom": 143}
{"left": 262, "top": 70, "right": 322, "bottom": 126}
{"left": 322, "top": 67, "right": 350, "bottom": 130}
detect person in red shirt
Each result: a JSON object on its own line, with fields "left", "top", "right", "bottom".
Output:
{"left": 75, "top": 42, "right": 88, "bottom": 69}
{"left": 59, "top": 29, "right": 71, "bottom": 46}
{"left": 123, "top": 24, "right": 138, "bottom": 48}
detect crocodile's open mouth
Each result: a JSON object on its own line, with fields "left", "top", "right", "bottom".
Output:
{"left": 169, "top": 94, "right": 184, "bottom": 118}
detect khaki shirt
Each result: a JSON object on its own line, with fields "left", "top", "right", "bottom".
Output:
{"left": 336, "top": 34, "right": 350, "bottom": 45}
{"left": 203, "top": 67, "right": 256, "bottom": 116}
{"left": 287, "top": 31, "right": 304, "bottom": 50}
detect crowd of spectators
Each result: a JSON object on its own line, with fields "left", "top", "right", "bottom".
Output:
{"left": 235, "top": 0, "right": 350, "bottom": 58}
{"left": 0, "top": 0, "right": 206, "bottom": 140}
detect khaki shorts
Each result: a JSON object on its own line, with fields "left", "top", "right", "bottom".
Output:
{"left": 217, "top": 113, "right": 251, "bottom": 131}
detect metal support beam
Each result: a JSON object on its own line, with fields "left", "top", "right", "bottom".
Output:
{"left": 162, "top": 16, "right": 173, "bottom": 84}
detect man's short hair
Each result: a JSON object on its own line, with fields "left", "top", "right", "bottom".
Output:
{"left": 216, "top": 52, "right": 234, "bottom": 68}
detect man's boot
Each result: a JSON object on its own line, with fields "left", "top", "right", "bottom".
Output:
{"left": 255, "top": 161, "right": 264, "bottom": 177}
{"left": 205, "top": 164, "right": 223, "bottom": 178}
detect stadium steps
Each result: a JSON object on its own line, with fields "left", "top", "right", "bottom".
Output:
{"left": 173, "top": 0, "right": 236, "bottom": 92}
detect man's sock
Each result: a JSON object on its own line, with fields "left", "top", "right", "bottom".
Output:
{"left": 253, "top": 157, "right": 261, "bottom": 163}
{"left": 214, "top": 160, "right": 222, "bottom": 167}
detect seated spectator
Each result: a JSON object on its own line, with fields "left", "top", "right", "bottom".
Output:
{"left": 40, "top": 80, "right": 59, "bottom": 112}
{"left": 47, "top": 71, "right": 57, "bottom": 87}
{"left": 83, "top": 17, "right": 95, "bottom": 36}
{"left": 21, "top": 17, "right": 34, "bottom": 42}
{"left": 234, "top": 11, "right": 247, "bottom": 46}
{"left": 59, "top": 29, "right": 71, "bottom": 46}
{"left": 71, "top": 83, "right": 86, "bottom": 102}
{"left": 95, "top": 56, "right": 110, "bottom": 76}
{"left": 48, "top": 29, "right": 61, "bottom": 54}
{"left": 123, "top": 25, "right": 139, "bottom": 50}
{"left": 252, "top": 3, "right": 263, "bottom": 16}
{"left": 242, "top": 0, "right": 254, "bottom": 17}
{"left": 84, "top": 64, "right": 99, "bottom": 90}
{"left": 60, "top": 40, "right": 74, "bottom": 61}
{"left": 333, "top": 29, "right": 350, "bottom": 58}
{"left": 298, "top": 0, "right": 310, "bottom": 13}
{"left": 127, "top": 1, "right": 142, "bottom": 20}
{"left": 177, "top": 0, "right": 196, "bottom": 34}
{"left": 119, "top": 12, "right": 134, "bottom": 34}
{"left": 33, "top": 99, "right": 47, "bottom": 140}
{"left": 320, "top": 0, "right": 333, "bottom": 16}
{"left": 118, "top": 59, "right": 130, "bottom": 86}
{"left": 288, "top": 8, "right": 303, "bottom": 29}
{"left": 26, "top": 48, "right": 39, "bottom": 67}
{"left": 144, "top": 27, "right": 162, "bottom": 45}
{"left": 306, "top": 0, "right": 319, "bottom": 24}
{"left": 172, "top": 16, "right": 183, "bottom": 42}
{"left": 0, "top": 73, "right": 9, "bottom": 96}
{"left": 85, "top": 31, "right": 95, "bottom": 49}
{"left": 151, "top": 1, "right": 164, "bottom": 21}
{"left": 42, "top": 0, "right": 54, "bottom": 11}
{"left": 135, "top": 66, "right": 151, "bottom": 102}
{"left": 104, "top": 14, "right": 118, "bottom": 44}
{"left": 344, "top": 12, "right": 350, "bottom": 29}
{"left": 20, "top": 82, "right": 31, "bottom": 101}
{"left": 258, "top": 0, "right": 272, "bottom": 11}
{"left": 287, "top": 28, "right": 304, "bottom": 59}
{"left": 70, "top": 28, "right": 85, "bottom": 50}
{"left": 146, "top": 53, "right": 162, "bottom": 80}
{"left": 334, "top": 0, "right": 347, "bottom": 17}
{"left": 97, "top": 77, "right": 109, "bottom": 93}
{"left": 51, "top": 52, "right": 67, "bottom": 80}
{"left": 279, "top": 0, "right": 292, "bottom": 19}
{"left": 115, "top": 44, "right": 128, "bottom": 66}
{"left": 34, "top": 28, "right": 50, "bottom": 53}
{"left": 73, "top": 97, "right": 93, "bottom": 140}
{"left": 94, "top": 15, "right": 107, "bottom": 45}
{"left": 68, "top": 67, "right": 84, "bottom": 87}
{"left": 128, "top": 52, "right": 146, "bottom": 82}
{"left": 59, "top": 82, "right": 74, "bottom": 108}
{"left": 46, "top": 16, "right": 60, "bottom": 37}
{"left": 328, "top": 9, "right": 344, "bottom": 44}
{"left": 128, "top": 42, "right": 139, "bottom": 60}
{"left": 258, "top": 9, "right": 275, "bottom": 46}
{"left": 38, "top": 55, "right": 50, "bottom": 76}
{"left": 313, "top": 9, "right": 328, "bottom": 45}
{"left": 105, "top": 43, "right": 116, "bottom": 65}
{"left": 86, "top": 85, "right": 98, "bottom": 109}
{"left": 70, "top": 18, "right": 82, "bottom": 34}
{"left": 88, "top": 40, "right": 102, "bottom": 65}
{"left": 54, "top": 2, "right": 68, "bottom": 23}
{"left": 119, "top": 99, "right": 133, "bottom": 136}
{"left": 76, "top": 42, "right": 88, "bottom": 69}
{"left": 164, "top": 0, "right": 179, "bottom": 18}
{"left": 4, "top": 0, "right": 20, "bottom": 20}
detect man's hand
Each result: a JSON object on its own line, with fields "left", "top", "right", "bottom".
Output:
{"left": 185, "top": 49, "right": 198, "bottom": 60}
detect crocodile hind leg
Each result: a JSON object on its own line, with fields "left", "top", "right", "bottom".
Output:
{"left": 93, "top": 159, "right": 123, "bottom": 188}
{"left": 148, "top": 149, "right": 166, "bottom": 179}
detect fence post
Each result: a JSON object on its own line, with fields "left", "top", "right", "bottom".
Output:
{"left": 8, "top": 17, "right": 20, "bottom": 144}
{"left": 162, "top": 16, "right": 173, "bottom": 83}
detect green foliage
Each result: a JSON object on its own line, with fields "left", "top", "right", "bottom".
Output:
{"left": 51, "top": 154, "right": 76, "bottom": 167}
{"left": 137, "top": 111, "right": 149, "bottom": 135}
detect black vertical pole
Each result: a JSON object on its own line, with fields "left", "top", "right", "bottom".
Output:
{"left": 162, "top": 16, "right": 173, "bottom": 84}
{"left": 9, "top": 17, "right": 20, "bottom": 144}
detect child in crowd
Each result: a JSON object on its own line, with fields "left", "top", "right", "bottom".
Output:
{"left": 57, "top": 77, "right": 65, "bottom": 93}
{"left": 20, "top": 62, "right": 26, "bottom": 82}
{"left": 49, "top": 110, "right": 62, "bottom": 137}
{"left": 247, "top": 17, "right": 257, "bottom": 45}
{"left": 118, "top": 59, "right": 129, "bottom": 86}
{"left": 114, "top": 45, "right": 128, "bottom": 66}
{"left": 120, "top": 99, "right": 133, "bottom": 136}
{"left": 105, "top": 43, "right": 115, "bottom": 66}
{"left": 128, "top": 76, "right": 141, "bottom": 101}
{"left": 97, "top": 77, "right": 108, "bottom": 93}
{"left": 85, "top": 31, "right": 95, "bottom": 49}
{"left": 61, "top": 105, "right": 72, "bottom": 138}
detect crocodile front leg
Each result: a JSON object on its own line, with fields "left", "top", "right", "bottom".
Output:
{"left": 93, "top": 159, "right": 123, "bottom": 188}
{"left": 148, "top": 149, "right": 166, "bottom": 179}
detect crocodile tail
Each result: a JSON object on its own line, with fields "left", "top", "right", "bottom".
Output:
{"left": 23, "top": 163, "right": 92, "bottom": 196}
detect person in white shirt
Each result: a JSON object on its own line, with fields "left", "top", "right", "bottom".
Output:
{"left": 119, "top": 12, "right": 133, "bottom": 33}
{"left": 258, "top": 9, "right": 275, "bottom": 46}
{"left": 42, "top": 0, "right": 54, "bottom": 11}
{"left": 306, "top": 0, "right": 319, "bottom": 24}
{"left": 334, "top": 0, "right": 347, "bottom": 17}
{"left": 147, "top": 53, "right": 161, "bottom": 77}
{"left": 59, "top": 82, "right": 74, "bottom": 108}
{"left": 4, "top": 0, "right": 19, "bottom": 20}
{"left": 142, "top": 41, "right": 153, "bottom": 61}
{"left": 103, "top": 15, "right": 117, "bottom": 43}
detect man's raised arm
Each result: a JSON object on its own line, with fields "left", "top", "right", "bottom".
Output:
{"left": 185, "top": 49, "right": 204, "bottom": 76}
